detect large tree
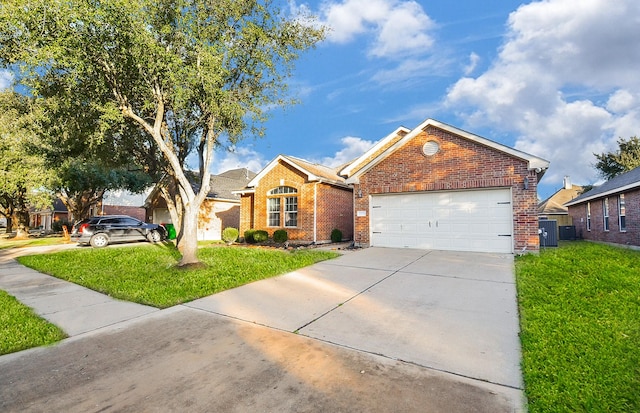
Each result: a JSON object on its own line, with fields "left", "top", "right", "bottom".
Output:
{"left": 0, "top": 90, "right": 53, "bottom": 237}
{"left": 593, "top": 136, "right": 640, "bottom": 180}
{"left": 0, "top": 0, "right": 324, "bottom": 265}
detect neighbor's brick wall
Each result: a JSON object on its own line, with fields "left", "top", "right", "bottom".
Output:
{"left": 568, "top": 190, "right": 640, "bottom": 247}
{"left": 102, "top": 205, "right": 146, "bottom": 221}
{"left": 240, "top": 160, "right": 353, "bottom": 243}
{"left": 354, "top": 125, "right": 540, "bottom": 252}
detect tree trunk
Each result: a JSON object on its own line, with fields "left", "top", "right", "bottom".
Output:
{"left": 177, "top": 202, "right": 200, "bottom": 267}
{"left": 14, "top": 209, "right": 30, "bottom": 239}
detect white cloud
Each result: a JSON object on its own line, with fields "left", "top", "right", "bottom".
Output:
{"left": 210, "top": 146, "right": 268, "bottom": 175}
{"left": 316, "top": 136, "right": 376, "bottom": 167}
{"left": 445, "top": 0, "right": 640, "bottom": 188}
{"left": 318, "top": 0, "right": 435, "bottom": 59}
{"left": 0, "top": 70, "right": 13, "bottom": 90}
{"left": 464, "top": 52, "right": 480, "bottom": 76}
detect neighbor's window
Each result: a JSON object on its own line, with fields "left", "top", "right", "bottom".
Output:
{"left": 618, "top": 194, "right": 626, "bottom": 232}
{"left": 267, "top": 186, "right": 298, "bottom": 227}
{"left": 586, "top": 202, "right": 591, "bottom": 231}
{"left": 603, "top": 198, "right": 609, "bottom": 231}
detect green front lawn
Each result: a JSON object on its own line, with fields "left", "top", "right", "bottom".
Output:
{"left": 516, "top": 241, "right": 640, "bottom": 412}
{"left": 0, "top": 290, "right": 67, "bottom": 355}
{"left": 17, "top": 244, "right": 339, "bottom": 308}
{"left": 0, "top": 235, "right": 68, "bottom": 249}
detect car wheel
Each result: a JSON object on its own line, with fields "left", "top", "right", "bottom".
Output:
{"left": 90, "top": 233, "right": 109, "bottom": 248}
{"left": 148, "top": 230, "right": 162, "bottom": 243}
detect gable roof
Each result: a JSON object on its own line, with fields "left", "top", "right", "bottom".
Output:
{"left": 145, "top": 168, "right": 256, "bottom": 206}
{"left": 340, "top": 118, "right": 550, "bottom": 183}
{"left": 239, "top": 155, "right": 349, "bottom": 192}
{"left": 565, "top": 166, "right": 640, "bottom": 207}
{"left": 538, "top": 185, "right": 583, "bottom": 215}
{"left": 339, "top": 126, "right": 411, "bottom": 178}
{"left": 208, "top": 168, "right": 256, "bottom": 201}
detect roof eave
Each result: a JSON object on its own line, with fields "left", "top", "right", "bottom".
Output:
{"left": 565, "top": 181, "right": 640, "bottom": 206}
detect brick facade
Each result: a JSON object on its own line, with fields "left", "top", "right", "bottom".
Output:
{"left": 568, "top": 190, "right": 640, "bottom": 247}
{"left": 353, "top": 125, "right": 541, "bottom": 252}
{"left": 238, "top": 160, "right": 354, "bottom": 243}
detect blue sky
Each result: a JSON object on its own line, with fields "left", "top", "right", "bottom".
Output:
{"left": 208, "top": 0, "right": 640, "bottom": 200}
{"left": 2, "top": 0, "right": 639, "bottom": 200}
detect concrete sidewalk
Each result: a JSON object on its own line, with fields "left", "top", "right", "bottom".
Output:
{"left": 0, "top": 246, "right": 158, "bottom": 336}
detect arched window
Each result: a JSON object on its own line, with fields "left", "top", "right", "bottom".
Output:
{"left": 267, "top": 186, "right": 298, "bottom": 227}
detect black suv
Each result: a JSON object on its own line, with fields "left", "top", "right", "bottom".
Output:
{"left": 70, "top": 215, "right": 167, "bottom": 248}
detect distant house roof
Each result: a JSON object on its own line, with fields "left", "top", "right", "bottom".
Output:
{"left": 145, "top": 168, "right": 256, "bottom": 206}
{"left": 538, "top": 184, "right": 583, "bottom": 215}
{"left": 565, "top": 166, "right": 640, "bottom": 207}
{"left": 207, "top": 168, "right": 256, "bottom": 201}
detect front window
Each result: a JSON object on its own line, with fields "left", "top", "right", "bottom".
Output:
{"left": 267, "top": 186, "right": 298, "bottom": 227}
{"left": 267, "top": 198, "right": 280, "bottom": 227}
{"left": 586, "top": 202, "right": 591, "bottom": 231}
{"left": 603, "top": 198, "right": 609, "bottom": 231}
{"left": 619, "top": 194, "right": 626, "bottom": 231}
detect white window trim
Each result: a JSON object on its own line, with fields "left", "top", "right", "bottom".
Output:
{"left": 618, "top": 194, "right": 626, "bottom": 232}
{"left": 603, "top": 198, "right": 609, "bottom": 232}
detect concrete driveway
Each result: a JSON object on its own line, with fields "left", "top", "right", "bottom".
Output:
{"left": 187, "top": 248, "right": 523, "bottom": 389}
{"left": 0, "top": 247, "right": 524, "bottom": 412}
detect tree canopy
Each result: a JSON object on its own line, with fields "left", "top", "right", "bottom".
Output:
{"left": 0, "top": 0, "right": 325, "bottom": 264}
{"left": 593, "top": 136, "right": 640, "bottom": 180}
{"left": 0, "top": 90, "right": 54, "bottom": 236}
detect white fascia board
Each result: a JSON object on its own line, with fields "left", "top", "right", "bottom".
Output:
{"left": 245, "top": 155, "right": 319, "bottom": 188}
{"left": 348, "top": 118, "right": 549, "bottom": 181}
{"left": 565, "top": 182, "right": 640, "bottom": 206}
{"left": 231, "top": 189, "right": 255, "bottom": 195}
{"left": 339, "top": 126, "right": 411, "bottom": 177}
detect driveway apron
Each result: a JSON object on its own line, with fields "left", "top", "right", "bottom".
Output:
{"left": 186, "top": 247, "right": 523, "bottom": 392}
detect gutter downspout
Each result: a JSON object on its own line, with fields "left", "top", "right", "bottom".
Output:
{"left": 313, "top": 182, "right": 318, "bottom": 243}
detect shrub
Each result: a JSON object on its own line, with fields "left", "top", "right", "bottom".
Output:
{"left": 222, "top": 227, "right": 239, "bottom": 244}
{"left": 273, "top": 229, "right": 288, "bottom": 243}
{"left": 331, "top": 228, "right": 343, "bottom": 243}
{"left": 52, "top": 220, "right": 71, "bottom": 233}
{"left": 253, "top": 230, "right": 269, "bottom": 243}
{"left": 244, "top": 229, "right": 257, "bottom": 244}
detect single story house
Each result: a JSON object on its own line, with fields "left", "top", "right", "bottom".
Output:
{"left": 538, "top": 177, "right": 583, "bottom": 226}
{"left": 146, "top": 168, "right": 256, "bottom": 241}
{"left": 29, "top": 198, "right": 70, "bottom": 231}
{"left": 235, "top": 155, "right": 354, "bottom": 243}
{"left": 239, "top": 118, "right": 549, "bottom": 253}
{"left": 565, "top": 165, "right": 640, "bottom": 247}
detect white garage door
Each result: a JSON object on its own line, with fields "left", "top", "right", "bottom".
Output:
{"left": 370, "top": 188, "right": 513, "bottom": 253}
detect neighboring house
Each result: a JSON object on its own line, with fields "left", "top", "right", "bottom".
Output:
{"left": 565, "top": 166, "right": 640, "bottom": 247}
{"left": 239, "top": 118, "right": 550, "bottom": 253}
{"left": 146, "top": 168, "right": 256, "bottom": 241}
{"left": 29, "top": 198, "right": 70, "bottom": 231}
{"left": 538, "top": 177, "right": 584, "bottom": 225}
{"left": 537, "top": 177, "right": 583, "bottom": 241}
{"left": 235, "top": 155, "right": 353, "bottom": 244}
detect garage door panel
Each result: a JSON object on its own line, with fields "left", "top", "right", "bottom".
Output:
{"left": 370, "top": 189, "right": 513, "bottom": 253}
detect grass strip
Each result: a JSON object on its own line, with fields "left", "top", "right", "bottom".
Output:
{"left": 17, "top": 244, "right": 339, "bottom": 308}
{"left": 0, "top": 290, "right": 67, "bottom": 355}
{"left": 515, "top": 241, "right": 640, "bottom": 412}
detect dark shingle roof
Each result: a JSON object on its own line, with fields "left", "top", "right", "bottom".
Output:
{"left": 207, "top": 168, "right": 257, "bottom": 200}
{"left": 565, "top": 166, "right": 640, "bottom": 206}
